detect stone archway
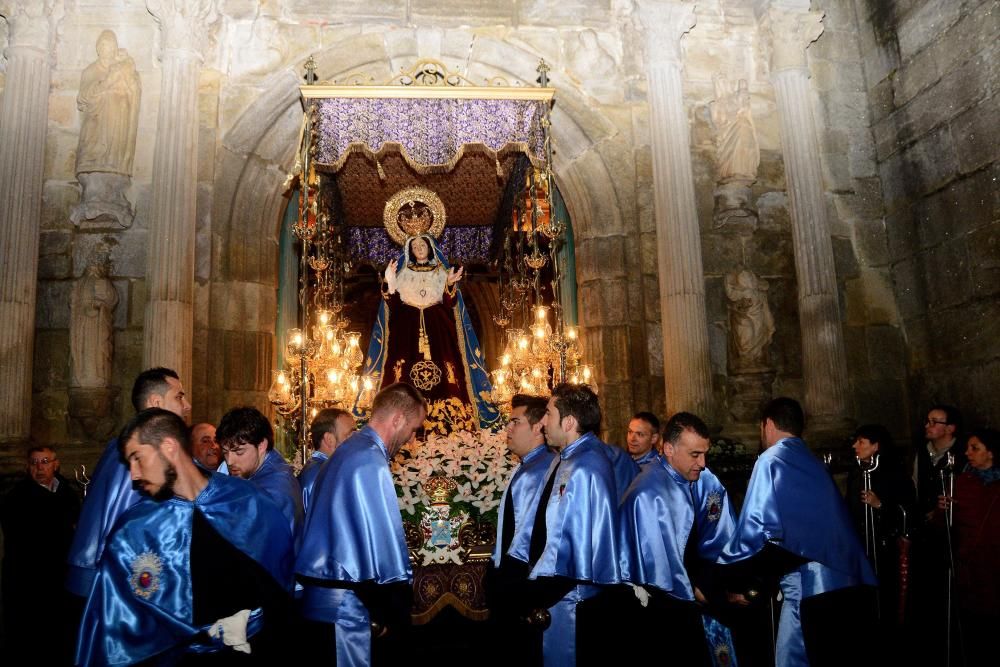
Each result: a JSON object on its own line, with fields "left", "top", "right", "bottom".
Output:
{"left": 203, "top": 32, "right": 647, "bottom": 438}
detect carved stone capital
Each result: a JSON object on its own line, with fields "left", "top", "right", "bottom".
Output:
{"left": 762, "top": 6, "right": 824, "bottom": 72}
{"left": 2, "top": 0, "right": 61, "bottom": 55}
{"left": 635, "top": 0, "right": 697, "bottom": 67}
{"left": 146, "top": 0, "right": 218, "bottom": 62}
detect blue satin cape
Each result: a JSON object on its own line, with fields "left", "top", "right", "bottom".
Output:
{"left": 529, "top": 432, "right": 620, "bottom": 667}
{"left": 600, "top": 441, "right": 640, "bottom": 500}
{"left": 492, "top": 444, "right": 558, "bottom": 566}
{"left": 298, "top": 450, "right": 329, "bottom": 515}
{"left": 717, "top": 437, "right": 876, "bottom": 667}
{"left": 249, "top": 448, "right": 304, "bottom": 539}
{"left": 75, "top": 473, "right": 295, "bottom": 666}
{"left": 295, "top": 427, "right": 412, "bottom": 666}
{"left": 619, "top": 459, "right": 740, "bottom": 667}
{"left": 620, "top": 459, "right": 736, "bottom": 600}
{"left": 356, "top": 236, "right": 500, "bottom": 429}
{"left": 66, "top": 438, "right": 139, "bottom": 597}
{"left": 633, "top": 448, "right": 659, "bottom": 469}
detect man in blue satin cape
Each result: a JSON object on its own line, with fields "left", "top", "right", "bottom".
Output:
{"left": 488, "top": 394, "right": 558, "bottom": 662}
{"left": 512, "top": 383, "right": 621, "bottom": 667}
{"left": 76, "top": 408, "right": 295, "bottom": 666}
{"left": 298, "top": 407, "right": 355, "bottom": 514}
{"left": 67, "top": 367, "right": 191, "bottom": 600}
{"left": 216, "top": 406, "right": 303, "bottom": 539}
{"left": 618, "top": 411, "right": 739, "bottom": 666}
{"left": 626, "top": 411, "right": 662, "bottom": 468}
{"left": 716, "top": 397, "right": 878, "bottom": 667}
{"left": 295, "top": 382, "right": 426, "bottom": 666}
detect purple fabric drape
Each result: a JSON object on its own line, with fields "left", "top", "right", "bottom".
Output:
{"left": 347, "top": 225, "right": 494, "bottom": 266}
{"left": 314, "top": 97, "right": 547, "bottom": 170}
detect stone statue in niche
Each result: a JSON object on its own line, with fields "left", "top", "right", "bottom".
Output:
{"left": 709, "top": 75, "right": 759, "bottom": 228}
{"left": 568, "top": 30, "right": 616, "bottom": 81}
{"left": 725, "top": 268, "right": 774, "bottom": 374}
{"left": 71, "top": 30, "right": 140, "bottom": 229}
{"left": 70, "top": 252, "right": 119, "bottom": 389}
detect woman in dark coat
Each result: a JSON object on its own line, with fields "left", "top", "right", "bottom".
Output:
{"left": 844, "top": 424, "right": 916, "bottom": 632}
{"left": 938, "top": 428, "right": 1000, "bottom": 666}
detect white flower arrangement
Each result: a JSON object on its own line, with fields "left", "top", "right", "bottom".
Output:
{"left": 391, "top": 429, "right": 516, "bottom": 524}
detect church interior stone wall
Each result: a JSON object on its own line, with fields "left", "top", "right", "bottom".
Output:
{"left": 0, "top": 0, "right": 995, "bottom": 472}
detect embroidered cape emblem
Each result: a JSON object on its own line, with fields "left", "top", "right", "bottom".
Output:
{"left": 129, "top": 552, "right": 163, "bottom": 599}
{"left": 705, "top": 491, "right": 723, "bottom": 522}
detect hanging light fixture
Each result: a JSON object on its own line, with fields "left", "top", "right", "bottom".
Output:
{"left": 270, "top": 96, "right": 376, "bottom": 464}
{"left": 489, "top": 63, "right": 594, "bottom": 414}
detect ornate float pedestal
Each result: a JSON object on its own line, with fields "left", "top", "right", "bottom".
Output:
{"left": 392, "top": 430, "right": 512, "bottom": 624}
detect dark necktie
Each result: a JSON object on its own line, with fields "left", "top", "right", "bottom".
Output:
{"left": 500, "top": 473, "right": 518, "bottom": 556}
{"left": 683, "top": 483, "right": 700, "bottom": 569}
{"left": 527, "top": 460, "right": 561, "bottom": 568}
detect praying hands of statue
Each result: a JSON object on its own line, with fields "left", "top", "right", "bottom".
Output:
{"left": 447, "top": 266, "right": 464, "bottom": 285}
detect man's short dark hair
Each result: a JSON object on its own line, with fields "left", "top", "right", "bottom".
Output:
{"left": 372, "top": 383, "right": 426, "bottom": 421}
{"left": 663, "top": 412, "right": 709, "bottom": 445}
{"left": 761, "top": 397, "right": 805, "bottom": 437}
{"left": 929, "top": 404, "right": 963, "bottom": 431}
{"left": 310, "top": 408, "right": 352, "bottom": 450}
{"left": 631, "top": 411, "right": 661, "bottom": 433}
{"left": 131, "top": 367, "right": 179, "bottom": 412}
{"left": 26, "top": 444, "right": 56, "bottom": 459}
{"left": 511, "top": 394, "right": 548, "bottom": 425}
{"left": 117, "top": 408, "right": 192, "bottom": 459}
{"left": 969, "top": 428, "right": 1000, "bottom": 456}
{"left": 551, "top": 383, "right": 601, "bottom": 435}
{"left": 216, "top": 407, "right": 275, "bottom": 451}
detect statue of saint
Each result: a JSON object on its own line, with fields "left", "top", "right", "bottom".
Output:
{"left": 725, "top": 269, "right": 774, "bottom": 374}
{"left": 76, "top": 30, "right": 141, "bottom": 177}
{"left": 361, "top": 190, "right": 499, "bottom": 433}
{"left": 71, "top": 260, "right": 119, "bottom": 389}
{"left": 710, "top": 76, "right": 759, "bottom": 183}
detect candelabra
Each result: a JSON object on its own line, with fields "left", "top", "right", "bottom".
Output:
{"left": 270, "top": 95, "right": 376, "bottom": 463}
{"left": 488, "top": 62, "right": 593, "bottom": 414}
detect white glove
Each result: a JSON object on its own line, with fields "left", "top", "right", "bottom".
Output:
{"left": 384, "top": 259, "right": 398, "bottom": 295}
{"left": 208, "top": 609, "right": 252, "bottom": 654}
{"left": 631, "top": 584, "right": 650, "bottom": 608}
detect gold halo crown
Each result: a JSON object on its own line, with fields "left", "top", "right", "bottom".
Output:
{"left": 384, "top": 187, "right": 446, "bottom": 246}
{"left": 398, "top": 203, "right": 433, "bottom": 237}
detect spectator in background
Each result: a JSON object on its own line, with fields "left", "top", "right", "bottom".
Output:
{"left": 1, "top": 445, "right": 81, "bottom": 664}
{"left": 191, "top": 422, "right": 221, "bottom": 471}
{"left": 937, "top": 428, "right": 1000, "bottom": 667}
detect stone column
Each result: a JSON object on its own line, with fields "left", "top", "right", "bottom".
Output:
{"left": 143, "top": 0, "right": 217, "bottom": 390}
{"left": 0, "top": 1, "right": 61, "bottom": 442}
{"left": 765, "top": 7, "right": 851, "bottom": 428}
{"left": 637, "top": 0, "right": 714, "bottom": 417}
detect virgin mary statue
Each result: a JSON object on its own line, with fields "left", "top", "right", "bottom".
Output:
{"left": 361, "top": 196, "right": 499, "bottom": 433}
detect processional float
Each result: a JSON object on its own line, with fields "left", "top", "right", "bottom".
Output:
{"left": 273, "top": 58, "right": 590, "bottom": 623}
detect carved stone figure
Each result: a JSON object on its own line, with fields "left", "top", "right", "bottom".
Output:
{"left": 710, "top": 76, "right": 759, "bottom": 182}
{"left": 72, "top": 30, "right": 140, "bottom": 228}
{"left": 70, "top": 257, "right": 119, "bottom": 389}
{"left": 725, "top": 269, "right": 774, "bottom": 374}
{"left": 710, "top": 76, "right": 760, "bottom": 227}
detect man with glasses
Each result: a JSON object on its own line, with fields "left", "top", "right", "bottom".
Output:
{"left": 1, "top": 446, "right": 81, "bottom": 663}
{"left": 910, "top": 404, "right": 966, "bottom": 664}
{"left": 915, "top": 405, "right": 966, "bottom": 520}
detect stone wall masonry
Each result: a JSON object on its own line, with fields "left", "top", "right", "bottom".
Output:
{"left": 854, "top": 0, "right": 1000, "bottom": 430}
{"left": 16, "top": 0, "right": 971, "bottom": 470}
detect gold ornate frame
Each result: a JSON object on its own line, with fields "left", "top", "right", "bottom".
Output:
{"left": 383, "top": 186, "right": 447, "bottom": 245}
